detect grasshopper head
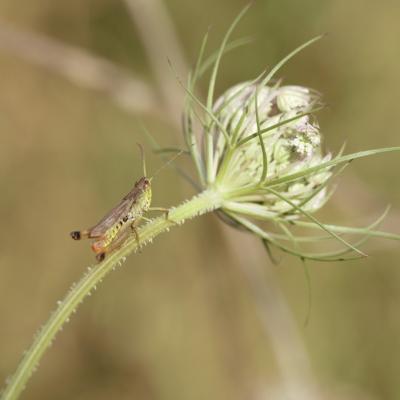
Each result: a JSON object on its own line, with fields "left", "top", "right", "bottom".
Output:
{"left": 134, "top": 176, "right": 151, "bottom": 191}
{"left": 133, "top": 176, "right": 152, "bottom": 213}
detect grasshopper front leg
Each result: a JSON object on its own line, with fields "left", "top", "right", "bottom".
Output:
{"left": 148, "top": 207, "right": 171, "bottom": 220}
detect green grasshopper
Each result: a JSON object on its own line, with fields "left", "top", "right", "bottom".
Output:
{"left": 70, "top": 145, "right": 174, "bottom": 262}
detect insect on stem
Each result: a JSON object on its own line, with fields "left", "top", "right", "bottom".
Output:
{"left": 70, "top": 146, "right": 182, "bottom": 261}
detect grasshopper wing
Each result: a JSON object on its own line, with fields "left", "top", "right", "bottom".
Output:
{"left": 88, "top": 188, "right": 140, "bottom": 238}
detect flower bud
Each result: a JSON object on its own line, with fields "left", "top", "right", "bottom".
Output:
{"left": 206, "top": 81, "right": 331, "bottom": 219}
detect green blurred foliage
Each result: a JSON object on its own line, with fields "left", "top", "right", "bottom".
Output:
{"left": 0, "top": 1, "right": 399, "bottom": 399}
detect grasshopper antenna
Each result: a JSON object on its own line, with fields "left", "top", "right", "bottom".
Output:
{"left": 150, "top": 150, "right": 183, "bottom": 181}
{"left": 137, "top": 143, "right": 147, "bottom": 177}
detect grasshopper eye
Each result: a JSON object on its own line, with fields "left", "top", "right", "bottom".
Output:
{"left": 143, "top": 178, "right": 150, "bottom": 186}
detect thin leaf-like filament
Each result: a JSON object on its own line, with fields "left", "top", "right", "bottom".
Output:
{"left": 254, "top": 85, "right": 268, "bottom": 183}
{"left": 265, "top": 187, "right": 367, "bottom": 257}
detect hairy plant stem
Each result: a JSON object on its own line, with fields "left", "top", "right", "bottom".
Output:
{"left": 1, "top": 189, "right": 222, "bottom": 400}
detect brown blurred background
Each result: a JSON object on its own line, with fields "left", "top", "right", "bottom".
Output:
{"left": 0, "top": 0, "right": 400, "bottom": 399}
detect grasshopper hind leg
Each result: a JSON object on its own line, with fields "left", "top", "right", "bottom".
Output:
{"left": 93, "top": 225, "right": 138, "bottom": 263}
{"left": 70, "top": 231, "right": 81, "bottom": 240}
{"left": 96, "top": 252, "right": 106, "bottom": 262}
{"left": 70, "top": 229, "right": 91, "bottom": 240}
{"left": 70, "top": 228, "right": 102, "bottom": 241}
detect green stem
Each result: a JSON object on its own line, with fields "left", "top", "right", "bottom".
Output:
{"left": 1, "top": 189, "right": 222, "bottom": 400}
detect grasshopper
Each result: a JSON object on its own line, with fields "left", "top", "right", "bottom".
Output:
{"left": 70, "top": 145, "right": 174, "bottom": 262}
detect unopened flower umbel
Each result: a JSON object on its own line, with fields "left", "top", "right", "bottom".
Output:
{"left": 183, "top": 76, "right": 347, "bottom": 260}
{"left": 181, "top": 27, "right": 399, "bottom": 261}
{"left": 211, "top": 82, "right": 331, "bottom": 217}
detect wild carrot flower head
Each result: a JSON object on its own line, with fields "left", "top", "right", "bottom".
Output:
{"left": 210, "top": 81, "right": 331, "bottom": 216}
{"left": 180, "top": 7, "right": 400, "bottom": 261}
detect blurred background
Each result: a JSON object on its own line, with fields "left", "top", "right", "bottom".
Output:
{"left": 0, "top": 0, "right": 399, "bottom": 399}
